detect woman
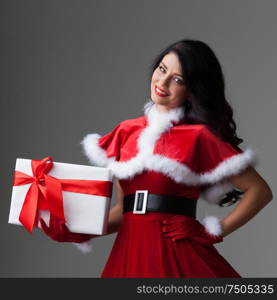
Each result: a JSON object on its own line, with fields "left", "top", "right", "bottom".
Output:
{"left": 40, "top": 39, "right": 273, "bottom": 277}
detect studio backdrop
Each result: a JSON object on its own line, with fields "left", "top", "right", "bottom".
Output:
{"left": 0, "top": 0, "right": 276, "bottom": 277}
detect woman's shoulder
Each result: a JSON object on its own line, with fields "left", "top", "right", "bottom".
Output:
{"left": 178, "top": 123, "right": 219, "bottom": 139}
{"left": 178, "top": 122, "right": 206, "bottom": 130}
{"left": 174, "top": 123, "right": 208, "bottom": 139}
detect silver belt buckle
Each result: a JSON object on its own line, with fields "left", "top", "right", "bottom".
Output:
{"left": 133, "top": 190, "right": 148, "bottom": 214}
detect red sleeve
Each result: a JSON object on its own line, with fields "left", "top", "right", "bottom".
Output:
{"left": 81, "top": 122, "right": 123, "bottom": 167}
{"left": 192, "top": 126, "right": 257, "bottom": 204}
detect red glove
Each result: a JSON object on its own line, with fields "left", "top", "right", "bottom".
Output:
{"left": 39, "top": 214, "right": 97, "bottom": 243}
{"left": 162, "top": 214, "right": 223, "bottom": 246}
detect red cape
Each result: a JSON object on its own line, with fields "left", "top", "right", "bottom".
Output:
{"left": 82, "top": 100, "right": 256, "bottom": 205}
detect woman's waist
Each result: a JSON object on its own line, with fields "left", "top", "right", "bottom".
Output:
{"left": 123, "top": 191, "right": 198, "bottom": 219}
{"left": 122, "top": 210, "right": 196, "bottom": 221}
{"left": 118, "top": 172, "right": 201, "bottom": 199}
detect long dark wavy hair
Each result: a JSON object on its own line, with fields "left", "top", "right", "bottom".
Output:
{"left": 149, "top": 39, "right": 244, "bottom": 207}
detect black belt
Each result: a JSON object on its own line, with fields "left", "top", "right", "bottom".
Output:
{"left": 123, "top": 190, "right": 197, "bottom": 218}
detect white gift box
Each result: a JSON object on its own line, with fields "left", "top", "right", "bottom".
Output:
{"left": 8, "top": 158, "right": 114, "bottom": 235}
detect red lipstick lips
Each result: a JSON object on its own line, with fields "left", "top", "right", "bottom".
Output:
{"left": 155, "top": 85, "right": 169, "bottom": 97}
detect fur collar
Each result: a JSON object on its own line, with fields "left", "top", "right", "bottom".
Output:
{"left": 143, "top": 99, "right": 185, "bottom": 127}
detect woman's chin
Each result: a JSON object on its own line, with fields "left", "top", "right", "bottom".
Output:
{"left": 151, "top": 96, "right": 169, "bottom": 105}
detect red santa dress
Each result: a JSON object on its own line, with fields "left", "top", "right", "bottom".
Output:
{"left": 81, "top": 100, "right": 257, "bottom": 278}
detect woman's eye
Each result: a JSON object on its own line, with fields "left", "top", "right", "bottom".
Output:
{"left": 175, "top": 78, "right": 184, "bottom": 85}
{"left": 158, "top": 66, "right": 165, "bottom": 72}
{"left": 158, "top": 65, "right": 184, "bottom": 85}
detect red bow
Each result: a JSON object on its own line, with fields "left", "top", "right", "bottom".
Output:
{"left": 13, "top": 157, "right": 113, "bottom": 233}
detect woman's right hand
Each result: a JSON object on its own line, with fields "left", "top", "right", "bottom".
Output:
{"left": 39, "top": 214, "right": 98, "bottom": 243}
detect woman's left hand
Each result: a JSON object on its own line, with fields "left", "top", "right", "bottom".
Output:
{"left": 162, "top": 214, "right": 223, "bottom": 246}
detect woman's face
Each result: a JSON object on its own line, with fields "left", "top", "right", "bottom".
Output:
{"left": 151, "top": 52, "right": 189, "bottom": 112}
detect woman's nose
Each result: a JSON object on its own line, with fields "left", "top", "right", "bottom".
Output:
{"left": 159, "top": 76, "right": 170, "bottom": 88}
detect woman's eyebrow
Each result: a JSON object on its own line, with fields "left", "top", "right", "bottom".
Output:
{"left": 160, "top": 62, "right": 183, "bottom": 77}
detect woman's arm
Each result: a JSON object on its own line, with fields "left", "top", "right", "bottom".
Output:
{"left": 220, "top": 166, "right": 273, "bottom": 237}
{"left": 94, "top": 179, "right": 124, "bottom": 238}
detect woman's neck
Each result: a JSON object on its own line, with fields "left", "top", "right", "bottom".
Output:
{"left": 143, "top": 99, "right": 185, "bottom": 126}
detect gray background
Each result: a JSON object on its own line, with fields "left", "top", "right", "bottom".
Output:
{"left": 1, "top": 0, "right": 276, "bottom": 277}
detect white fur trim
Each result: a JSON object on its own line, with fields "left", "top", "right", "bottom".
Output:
{"left": 201, "top": 215, "right": 223, "bottom": 236}
{"left": 81, "top": 99, "right": 256, "bottom": 190}
{"left": 72, "top": 240, "right": 94, "bottom": 254}
{"left": 198, "top": 147, "right": 257, "bottom": 185}
{"left": 81, "top": 133, "right": 116, "bottom": 167}
{"left": 200, "top": 181, "right": 235, "bottom": 204}
{"left": 109, "top": 148, "right": 256, "bottom": 184}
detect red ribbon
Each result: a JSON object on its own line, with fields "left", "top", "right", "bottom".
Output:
{"left": 13, "top": 157, "right": 113, "bottom": 233}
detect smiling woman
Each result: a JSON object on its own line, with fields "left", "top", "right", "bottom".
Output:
{"left": 42, "top": 38, "right": 272, "bottom": 278}
{"left": 151, "top": 52, "right": 188, "bottom": 110}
